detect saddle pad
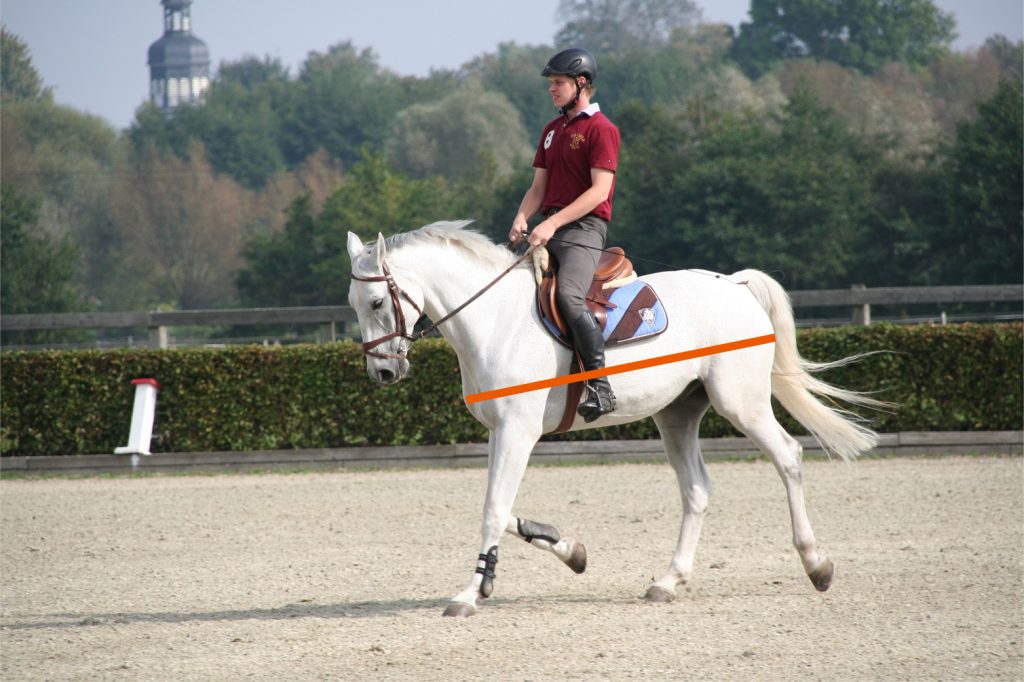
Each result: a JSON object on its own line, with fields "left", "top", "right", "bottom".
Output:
{"left": 603, "top": 280, "right": 668, "bottom": 345}
{"left": 541, "top": 279, "right": 668, "bottom": 347}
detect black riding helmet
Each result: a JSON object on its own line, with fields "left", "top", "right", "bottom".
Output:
{"left": 542, "top": 48, "right": 597, "bottom": 115}
{"left": 541, "top": 48, "right": 597, "bottom": 82}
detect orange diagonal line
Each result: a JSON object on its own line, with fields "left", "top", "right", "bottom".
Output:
{"left": 465, "top": 333, "right": 776, "bottom": 404}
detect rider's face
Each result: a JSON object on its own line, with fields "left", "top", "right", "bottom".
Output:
{"left": 548, "top": 76, "right": 577, "bottom": 108}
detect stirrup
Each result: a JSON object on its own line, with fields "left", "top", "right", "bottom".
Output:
{"left": 578, "top": 381, "right": 616, "bottom": 422}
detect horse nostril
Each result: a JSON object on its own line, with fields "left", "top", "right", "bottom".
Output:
{"left": 377, "top": 368, "right": 396, "bottom": 383}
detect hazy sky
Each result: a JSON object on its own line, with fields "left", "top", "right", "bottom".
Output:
{"left": 3, "top": 0, "right": 1021, "bottom": 130}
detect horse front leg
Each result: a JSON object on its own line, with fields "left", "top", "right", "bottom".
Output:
{"left": 443, "top": 424, "right": 538, "bottom": 617}
{"left": 507, "top": 517, "right": 587, "bottom": 575}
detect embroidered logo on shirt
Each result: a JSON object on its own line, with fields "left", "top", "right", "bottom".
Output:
{"left": 570, "top": 133, "right": 585, "bottom": 150}
{"left": 544, "top": 130, "right": 555, "bottom": 150}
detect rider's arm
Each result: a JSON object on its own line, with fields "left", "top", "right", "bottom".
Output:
{"left": 509, "top": 168, "right": 548, "bottom": 242}
{"left": 527, "top": 168, "right": 614, "bottom": 247}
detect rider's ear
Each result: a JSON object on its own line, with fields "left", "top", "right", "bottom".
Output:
{"left": 375, "top": 233, "right": 387, "bottom": 269}
{"left": 346, "top": 231, "right": 363, "bottom": 260}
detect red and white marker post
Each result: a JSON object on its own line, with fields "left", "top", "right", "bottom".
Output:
{"left": 114, "top": 378, "right": 161, "bottom": 456}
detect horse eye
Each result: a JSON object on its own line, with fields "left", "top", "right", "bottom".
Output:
{"left": 371, "top": 298, "right": 384, "bottom": 311}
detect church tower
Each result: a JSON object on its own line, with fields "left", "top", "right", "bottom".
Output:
{"left": 147, "top": 0, "right": 210, "bottom": 114}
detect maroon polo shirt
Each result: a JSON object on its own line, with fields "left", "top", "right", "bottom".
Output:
{"left": 533, "top": 104, "right": 620, "bottom": 221}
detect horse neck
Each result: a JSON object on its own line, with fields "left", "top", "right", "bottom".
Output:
{"left": 390, "top": 243, "right": 534, "bottom": 351}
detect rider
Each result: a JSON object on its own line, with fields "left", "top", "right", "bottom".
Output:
{"left": 509, "top": 47, "right": 620, "bottom": 423}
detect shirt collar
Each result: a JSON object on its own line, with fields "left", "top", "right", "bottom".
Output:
{"left": 575, "top": 103, "right": 600, "bottom": 118}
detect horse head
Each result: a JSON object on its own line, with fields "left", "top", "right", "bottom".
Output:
{"left": 346, "top": 231, "right": 424, "bottom": 385}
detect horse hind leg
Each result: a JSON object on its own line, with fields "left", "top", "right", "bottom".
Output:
{"left": 707, "top": 379, "right": 834, "bottom": 592}
{"left": 645, "top": 385, "right": 713, "bottom": 603}
{"left": 776, "top": 427, "right": 834, "bottom": 591}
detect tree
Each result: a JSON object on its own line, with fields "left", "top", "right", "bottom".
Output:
{"left": 730, "top": 0, "right": 956, "bottom": 77}
{"left": 236, "top": 150, "right": 455, "bottom": 307}
{"left": 386, "top": 81, "right": 531, "bottom": 181}
{"left": 462, "top": 43, "right": 556, "bottom": 146}
{"left": 983, "top": 35, "right": 1023, "bottom": 80}
{"left": 217, "top": 55, "right": 290, "bottom": 89}
{"left": 775, "top": 60, "right": 941, "bottom": 156}
{"left": 2, "top": 95, "right": 130, "bottom": 309}
{"left": 176, "top": 81, "right": 287, "bottom": 189}
{"left": 236, "top": 194, "right": 326, "bottom": 308}
{"left": 1, "top": 27, "right": 51, "bottom": 101}
{"left": 555, "top": 0, "right": 701, "bottom": 55}
{"left": 616, "top": 92, "right": 880, "bottom": 289}
{"left": 928, "top": 78, "right": 1023, "bottom": 284}
{"left": 111, "top": 143, "right": 253, "bottom": 309}
{"left": 279, "top": 42, "right": 416, "bottom": 171}
{"left": 1, "top": 183, "right": 81, "bottom": 315}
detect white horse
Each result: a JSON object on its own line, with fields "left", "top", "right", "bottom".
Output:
{"left": 346, "top": 221, "right": 881, "bottom": 617}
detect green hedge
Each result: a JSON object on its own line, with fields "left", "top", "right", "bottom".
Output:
{"left": 1, "top": 323, "right": 1020, "bottom": 457}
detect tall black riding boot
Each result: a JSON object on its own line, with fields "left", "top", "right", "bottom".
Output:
{"left": 569, "top": 311, "right": 617, "bottom": 422}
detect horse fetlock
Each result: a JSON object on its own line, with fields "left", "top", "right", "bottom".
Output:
{"left": 808, "top": 558, "right": 835, "bottom": 592}
{"left": 554, "top": 538, "right": 588, "bottom": 574}
{"left": 475, "top": 546, "right": 499, "bottom": 598}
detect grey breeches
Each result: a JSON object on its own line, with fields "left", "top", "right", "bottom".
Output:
{"left": 545, "top": 215, "right": 608, "bottom": 321}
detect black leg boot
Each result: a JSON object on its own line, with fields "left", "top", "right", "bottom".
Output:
{"left": 569, "top": 311, "right": 617, "bottom": 422}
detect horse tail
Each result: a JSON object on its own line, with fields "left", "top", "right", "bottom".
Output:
{"left": 735, "top": 269, "right": 887, "bottom": 461}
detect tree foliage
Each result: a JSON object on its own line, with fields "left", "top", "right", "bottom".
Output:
{"left": 236, "top": 151, "right": 455, "bottom": 306}
{"left": 2, "top": 11, "right": 1021, "bottom": 324}
{"left": 617, "top": 91, "right": 881, "bottom": 288}
{"left": 1, "top": 26, "right": 51, "bottom": 101}
{"left": 0, "top": 183, "right": 81, "bottom": 315}
{"left": 730, "top": 0, "right": 956, "bottom": 77}
{"left": 556, "top": 0, "right": 701, "bottom": 54}
{"left": 110, "top": 144, "right": 253, "bottom": 309}
{"left": 386, "top": 81, "right": 531, "bottom": 181}
{"left": 930, "top": 79, "right": 1023, "bottom": 284}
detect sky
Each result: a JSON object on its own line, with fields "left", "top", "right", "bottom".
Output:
{"left": 3, "top": 0, "right": 1022, "bottom": 131}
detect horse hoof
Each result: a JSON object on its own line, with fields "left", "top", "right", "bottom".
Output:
{"left": 808, "top": 559, "right": 834, "bottom": 592}
{"left": 644, "top": 585, "right": 676, "bottom": 603}
{"left": 442, "top": 602, "right": 477, "bottom": 618}
{"left": 563, "top": 540, "right": 587, "bottom": 574}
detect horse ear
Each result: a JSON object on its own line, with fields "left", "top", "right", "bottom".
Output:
{"left": 346, "top": 232, "right": 363, "bottom": 260}
{"left": 375, "top": 233, "right": 387, "bottom": 269}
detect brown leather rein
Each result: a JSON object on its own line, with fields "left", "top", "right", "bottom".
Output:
{"left": 350, "top": 246, "right": 534, "bottom": 360}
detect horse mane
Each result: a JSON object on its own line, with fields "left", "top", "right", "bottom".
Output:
{"left": 386, "top": 220, "right": 522, "bottom": 271}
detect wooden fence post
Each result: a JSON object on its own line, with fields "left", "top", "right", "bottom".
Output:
{"left": 148, "top": 325, "right": 169, "bottom": 349}
{"left": 317, "top": 322, "right": 336, "bottom": 343}
{"left": 851, "top": 284, "right": 871, "bottom": 325}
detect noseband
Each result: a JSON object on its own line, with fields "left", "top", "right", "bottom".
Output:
{"left": 350, "top": 246, "right": 535, "bottom": 361}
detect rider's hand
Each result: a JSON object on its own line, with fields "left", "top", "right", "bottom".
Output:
{"left": 509, "top": 216, "right": 529, "bottom": 245}
{"left": 528, "top": 219, "right": 557, "bottom": 248}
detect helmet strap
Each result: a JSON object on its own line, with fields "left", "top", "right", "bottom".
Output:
{"left": 559, "top": 78, "right": 585, "bottom": 117}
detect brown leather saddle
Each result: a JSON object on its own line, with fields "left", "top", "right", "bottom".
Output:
{"left": 537, "top": 247, "right": 635, "bottom": 346}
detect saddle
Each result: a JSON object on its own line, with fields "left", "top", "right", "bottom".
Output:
{"left": 535, "top": 247, "right": 668, "bottom": 349}
{"left": 534, "top": 246, "right": 669, "bottom": 434}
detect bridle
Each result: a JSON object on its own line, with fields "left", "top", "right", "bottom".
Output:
{"left": 350, "top": 246, "right": 534, "bottom": 361}
{"left": 350, "top": 260, "right": 424, "bottom": 360}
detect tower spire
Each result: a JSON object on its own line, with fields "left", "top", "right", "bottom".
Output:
{"left": 147, "top": 0, "right": 210, "bottom": 115}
